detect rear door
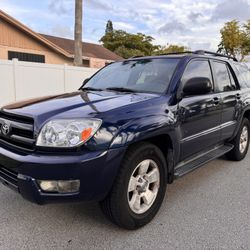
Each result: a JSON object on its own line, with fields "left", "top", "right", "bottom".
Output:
{"left": 211, "top": 60, "right": 241, "bottom": 140}
{"left": 178, "top": 59, "right": 222, "bottom": 160}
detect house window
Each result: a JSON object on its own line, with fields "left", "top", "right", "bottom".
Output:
{"left": 8, "top": 51, "right": 45, "bottom": 63}
{"left": 82, "top": 59, "right": 90, "bottom": 67}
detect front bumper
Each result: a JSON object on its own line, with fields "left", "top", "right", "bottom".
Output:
{"left": 0, "top": 146, "right": 126, "bottom": 204}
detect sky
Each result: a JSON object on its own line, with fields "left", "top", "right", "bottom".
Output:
{"left": 1, "top": 0, "right": 250, "bottom": 51}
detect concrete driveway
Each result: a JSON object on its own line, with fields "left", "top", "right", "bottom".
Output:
{"left": 0, "top": 154, "right": 249, "bottom": 250}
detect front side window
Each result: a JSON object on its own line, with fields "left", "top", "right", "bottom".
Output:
{"left": 84, "top": 58, "right": 180, "bottom": 94}
{"left": 182, "top": 60, "right": 213, "bottom": 86}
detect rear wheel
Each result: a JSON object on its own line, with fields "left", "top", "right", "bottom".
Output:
{"left": 226, "top": 118, "right": 250, "bottom": 161}
{"left": 100, "top": 142, "right": 167, "bottom": 230}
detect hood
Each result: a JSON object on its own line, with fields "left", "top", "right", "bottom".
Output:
{"left": 2, "top": 90, "right": 160, "bottom": 125}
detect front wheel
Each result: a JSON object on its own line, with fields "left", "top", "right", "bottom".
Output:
{"left": 100, "top": 142, "right": 167, "bottom": 230}
{"left": 226, "top": 118, "right": 250, "bottom": 161}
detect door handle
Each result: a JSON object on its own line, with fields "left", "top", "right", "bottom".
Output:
{"left": 213, "top": 97, "right": 220, "bottom": 105}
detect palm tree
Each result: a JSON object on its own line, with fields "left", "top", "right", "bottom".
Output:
{"left": 74, "top": 0, "right": 83, "bottom": 66}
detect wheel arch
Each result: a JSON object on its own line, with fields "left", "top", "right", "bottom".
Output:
{"left": 243, "top": 109, "right": 250, "bottom": 121}
{"left": 145, "top": 134, "right": 175, "bottom": 183}
{"left": 108, "top": 115, "right": 179, "bottom": 183}
{"left": 122, "top": 134, "right": 176, "bottom": 184}
{"left": 230, "top": 107, "right": 250, "bottom": 141}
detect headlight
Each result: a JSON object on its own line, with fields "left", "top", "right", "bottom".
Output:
{"left": 36, "top": 119, "right": 101, "bottom": 148}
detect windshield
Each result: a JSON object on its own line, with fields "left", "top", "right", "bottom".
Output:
{"left": 84, "top": 58, "right": 180, "bottom": 94}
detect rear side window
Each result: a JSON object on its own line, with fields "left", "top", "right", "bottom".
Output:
{"left": 228, "top": 68, "right": 237, "bottom": 90}
{"left": 213, "top": 62, "right": 235, "bottom": 91}
{"left": 234, "top": 64, "right": 250, "bottom": 88}
{"left": 182, "top": 60, "right": 213, "bottom": 86}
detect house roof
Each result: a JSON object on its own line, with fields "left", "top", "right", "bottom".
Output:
{"left": 40, "top": 34, "right": 122, "bottom": 61}
{"left": 0, "top": 9, "right": 121, "bottom": 61}
{"left": 0, "top": 9, "right": 72, "bottom": 58}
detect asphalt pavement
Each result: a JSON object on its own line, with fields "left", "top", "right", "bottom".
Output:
{"left": 0, "top": 154, "right": 249, "bottom": 250}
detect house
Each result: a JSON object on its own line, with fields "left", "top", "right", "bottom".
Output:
{"left": 0, "top": 10, "right": 122, "bottom": 68}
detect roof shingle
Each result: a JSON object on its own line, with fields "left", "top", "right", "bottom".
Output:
{"left": 40, "top": 34, "right": 122, "bottom": 61}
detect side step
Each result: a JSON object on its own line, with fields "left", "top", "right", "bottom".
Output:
{"left": 174, "top": 144, "right": 234, "bottom": 178}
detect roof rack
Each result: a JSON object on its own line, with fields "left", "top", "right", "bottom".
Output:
{"left": 193, "top": 50, "right": 238, "bottom": 62}
{"left": 129, "top": 51, "right": 194, "bottom": 58}
{"left": 160, "top": 50, "right": 238, "bottom": 62}
{"left": 129, "top": 50, "right": 238, "bottom": 62}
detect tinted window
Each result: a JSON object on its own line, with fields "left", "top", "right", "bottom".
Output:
{"left": 234, "top": 63, "right": 250, "bottom": 88}
{"left": 182, "top": 60, "right": 213, "bottom": 87}
{"left": 85, "top": 59, "right": 180, "bottom": 94}
{"left": 213, "top": 62, "right": 233, "bottom": 91}
{"left": 228, "top": 68, "right": 237, "bottom": 90}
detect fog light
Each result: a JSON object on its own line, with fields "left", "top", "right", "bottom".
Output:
{"left": 38, "top": 180, "right": 80, "bottom": 193}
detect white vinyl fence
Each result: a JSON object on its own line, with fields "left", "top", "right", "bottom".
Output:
{"left": 0, "top": 59, "right": 98, "bottom": 106}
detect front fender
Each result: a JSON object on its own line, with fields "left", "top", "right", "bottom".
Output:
{"left": 109, "top": 114, "right": 177, "bottom": 149}
{"left": 109, "top": 114, "right": 179, "bottom": 183}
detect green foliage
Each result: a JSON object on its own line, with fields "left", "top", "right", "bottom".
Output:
{"left": 105, "top": 20, "right": 114, "bottom": 34}
{"left": 243, "top": 20, "right": 250, "bottom": 54}
{"left": 244, "top": 20, "right": 250, "bottom": 36}
{"left": 154, "top": 45, "right": 188, "bottom": 55}
{"left": 100, "top": 27, "right": 159, "bottom": 58}
{"left": 114, "top": 46, "right": 145, "bottom": 59}
{"left": 218, "top": 20, "right": 250, "bottom": 61}
{"left": 100, "top": 20, "right": 187, "bottom": 59}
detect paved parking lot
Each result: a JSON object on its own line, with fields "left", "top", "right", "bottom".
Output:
{"left": 0, "top": 154, "right": 249, "bottom": 250}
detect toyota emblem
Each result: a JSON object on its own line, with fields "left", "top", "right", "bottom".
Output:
{"left": 1, "top": 123, "right": 11, "bottom": 136}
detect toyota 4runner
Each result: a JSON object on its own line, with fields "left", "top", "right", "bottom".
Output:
{"left": 0, "top": 51, "right": 250, "bottom": 229}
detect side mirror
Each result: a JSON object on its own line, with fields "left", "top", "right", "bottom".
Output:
{"left": 183, "top": 77, "right": 212, "bottom": 96}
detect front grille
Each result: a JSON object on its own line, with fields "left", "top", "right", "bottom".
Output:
{"left": 0, "top": 166, "right": 18, "bottom": 191}
{"left": 0, "top": 111, "right": 35, "bottom": 151}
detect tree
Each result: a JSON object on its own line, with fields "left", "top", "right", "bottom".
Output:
{"left": 100, "top": 29, "right": 159, "bottom": 58}
{"left": 242, "top": 20, "right": 250, "bottom": 55}
{"left": 105, "top": 20, "right": 114, "bottom": 34}
{"left": 114, "top": 46, "right": 144, "bottom": 59}
{"left": 100, "top": 21, "right": 160, "bottom": 58}
{"left": 154, "top": 44, "right": 187, "bottom": 55}
{"left": 244, "top": 20, "right": 250, "bottom": 36}
{"left": 218, "top": 20, "right": 250, "bottom": 61}
{"left": 74, "top": 0, "right": 83, "bottom": 66}
{"left": 100, "top": 20, "right": 189, "bottom": 59}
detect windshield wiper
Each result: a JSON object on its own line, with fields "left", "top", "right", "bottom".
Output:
{"left": 105, "top": 87, "right": 136, "bottom": 93}
{"left": 81, "top": 87, "right": 103, "bottom": 91}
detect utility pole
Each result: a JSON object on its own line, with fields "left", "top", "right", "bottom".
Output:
{"left": 74, "top": 0, "right": 83, "bottom": 66}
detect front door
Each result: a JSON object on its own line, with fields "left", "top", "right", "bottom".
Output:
{"left": 178, "top": 59, "right": 222, "bottom": 160}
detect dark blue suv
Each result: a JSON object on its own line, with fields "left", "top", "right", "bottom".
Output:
{"left": 0, "top": 51, "right": 250, "bottom": 229}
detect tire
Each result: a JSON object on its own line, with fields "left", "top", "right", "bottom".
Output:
{"left": 100, "top": 142, "right": 167, "bottom": 230}
{"left": 226, "top": 118, "right": 250, "bottom": 161}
